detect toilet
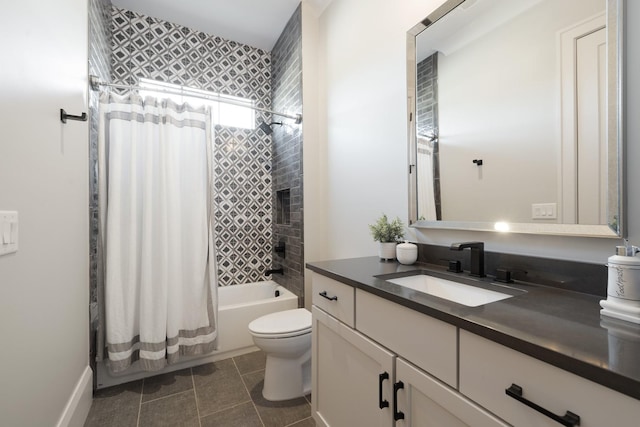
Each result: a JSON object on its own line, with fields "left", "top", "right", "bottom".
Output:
{"left": 248, "top": 308, "right": 312, "bottom": 401}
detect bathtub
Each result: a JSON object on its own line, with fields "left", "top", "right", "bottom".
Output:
{"left": 96, "top": 281, "right": 298, "bottom": 389}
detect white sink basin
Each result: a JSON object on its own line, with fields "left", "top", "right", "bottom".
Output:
{"left": 386, "top": 275, "right": 514, "bottom": 307}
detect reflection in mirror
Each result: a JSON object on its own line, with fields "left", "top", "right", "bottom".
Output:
{"left": 407, "top": 0, "right": 624, "bottom": 237}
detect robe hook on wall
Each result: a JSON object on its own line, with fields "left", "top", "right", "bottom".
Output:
{"left": 60, "top": 109, "right": 87, "bottom": 124}
{"left": 473, "top": 159, "right": 483, "bottom": 166}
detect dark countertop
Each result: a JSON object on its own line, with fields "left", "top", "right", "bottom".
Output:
{"left": 306, "top": 256, "right": 640, "bottom": 401}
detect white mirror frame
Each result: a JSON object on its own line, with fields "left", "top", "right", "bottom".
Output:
{"left": 407, "top": 0, "right": 625, "bottom": 238}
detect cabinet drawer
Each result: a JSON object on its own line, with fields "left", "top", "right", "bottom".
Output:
{"left": 356, "top": 289, "right": 457, "bottom": 388}
{"left": 460, "top": 330, "right": 640, "bottom": 427}
{"left": 311, "top": 273, "right": 355, "bottom": 327}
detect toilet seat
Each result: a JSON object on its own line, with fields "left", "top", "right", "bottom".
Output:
{"left": 248, "top": 308, "right": 311, "bottom": 338}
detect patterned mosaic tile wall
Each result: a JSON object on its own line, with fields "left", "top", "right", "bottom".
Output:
{"left": 88, "top": 0, "right": 112, "bottom": 380}
{"left": 416, "top": 54, "right": 441, "bottom": 219}
{"left": 271, "top": 5, "right": 304, "bottom": 303}
{"left": 109, "top": 6, "right": 274, "bottom": 286}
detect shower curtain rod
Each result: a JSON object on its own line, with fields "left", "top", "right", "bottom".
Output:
{"left": 89, "top": 75, "right": 302, "bottom": 124}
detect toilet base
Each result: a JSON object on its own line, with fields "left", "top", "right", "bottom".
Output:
{"left": 262, "top": 349, "right": 312, "bottom": 401}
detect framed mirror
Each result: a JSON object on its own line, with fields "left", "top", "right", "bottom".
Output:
{"left": 407, "top": 0, "right": 624, "bottom": 237}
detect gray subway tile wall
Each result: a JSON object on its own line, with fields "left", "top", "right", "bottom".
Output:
{"left": 271, "top": 5, "right": 304, "bottom": 304}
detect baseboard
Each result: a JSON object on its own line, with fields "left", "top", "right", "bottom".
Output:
{"left": 56, "top": 365, "right": 93, "bottom": 427}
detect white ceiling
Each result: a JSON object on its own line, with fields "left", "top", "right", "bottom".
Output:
{"left": 111, "top": 0, "right": 330, "bottom": 51}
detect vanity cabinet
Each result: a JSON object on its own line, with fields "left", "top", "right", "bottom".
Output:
{"left": 311, "top": 273, "right": 506, "bottom": 427}
{"left": 311, "top": 271, "right": 640, "bottom": 426}
{"left": 459, "top": 330, "right": 640, "bottom": 427}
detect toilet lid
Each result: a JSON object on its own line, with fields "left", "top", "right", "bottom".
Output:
{"left": 248, "top": 308, "right": 311, "bottom": 337}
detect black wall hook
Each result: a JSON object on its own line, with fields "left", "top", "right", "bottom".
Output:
{"left": 60, "top": 109, "right": 87, "bottom": 124}
{"left": 472, "top": 159, "right": 483, "bottom": 166}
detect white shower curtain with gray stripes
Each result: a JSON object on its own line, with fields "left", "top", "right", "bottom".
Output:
{"left": 417, "top": 136, "right": 437, "bottom": 221}
{"left": 98, "top": 92, "right": 217, "bottom": 373}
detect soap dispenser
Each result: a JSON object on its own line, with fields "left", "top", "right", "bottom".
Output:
{"left": 600, "top": 243, "right": 640, "bottom": 324}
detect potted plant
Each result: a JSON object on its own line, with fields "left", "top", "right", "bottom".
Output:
{"left": 369, "top": 214, "right": 405, "bottom": 260}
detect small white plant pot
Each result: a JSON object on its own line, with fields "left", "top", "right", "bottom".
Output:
{"left": 378, "top": 242, "right": 397, "bottom": 261}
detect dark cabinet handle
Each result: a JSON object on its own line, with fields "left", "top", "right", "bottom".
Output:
{"left": 319, "top": 291, "right": 338, "bottom": 301}
{"left": 505, "top": 384, "right": 580, "bottom": 426}
{"left": 393, "top": 381, "right": 405, "bottom": 421}
{"left": 378, "top": 372, "right": 389, "bottom": 409}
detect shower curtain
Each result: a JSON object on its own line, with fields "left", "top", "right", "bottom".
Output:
{"left": 417, "top": 136, "right": 437, "bottom": 221}
{"left": 97, "top": 92, "right": 217, "bottom": 372}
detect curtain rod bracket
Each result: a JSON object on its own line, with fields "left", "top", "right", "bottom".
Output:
{"left": 90, "top": 75, "right": 101, "bottom": 91}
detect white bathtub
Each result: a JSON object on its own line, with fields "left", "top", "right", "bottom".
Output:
{"left": 96, "top": 281, "right": 298, "bottom": 389}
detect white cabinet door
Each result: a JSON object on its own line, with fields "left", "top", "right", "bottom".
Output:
{"left": 395, "top": 358, "right": 508, "bottom": 427}
{"left": 312, "top": 306, "right": 395, "bottom": 427}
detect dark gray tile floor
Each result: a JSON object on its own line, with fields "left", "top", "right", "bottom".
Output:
{"left": 84, "top": 351, "right": 314, "bottom": 427}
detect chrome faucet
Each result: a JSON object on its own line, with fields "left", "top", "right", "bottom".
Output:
{"left": 450, "top": 242, "right": 485, "bottom": 277}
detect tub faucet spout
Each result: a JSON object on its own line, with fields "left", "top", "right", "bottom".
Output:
{"left": 450, "top": 241, "right": 485, "bottom": 277}
{"left": 265, "top": 267, "right": 284, "bottom": 276}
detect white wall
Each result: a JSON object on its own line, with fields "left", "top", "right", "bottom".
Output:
{"left": 0, "top": 1, "right": 92, "bottom": 426}
{"left": 309, "top": 0, "right": 639, "bottom": 266}
{"left": 302, "top": 1, "right": 326, "bottom": 308}
{"left": 309, "top": 0, "right": 440, "bottom": 260}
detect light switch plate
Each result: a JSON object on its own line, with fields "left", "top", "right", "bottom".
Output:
{"left": 531, "top": 203, "right": 557, "bottom": 220}
{"left": 0, "top": 211, "right": 18, "bottom": 256}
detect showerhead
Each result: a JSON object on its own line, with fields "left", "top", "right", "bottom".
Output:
{"left": 259, "top": 122, "right": 273, "bottom": 135}
{"left": 258, "top": 121, "right": 283, "bottom": 135}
